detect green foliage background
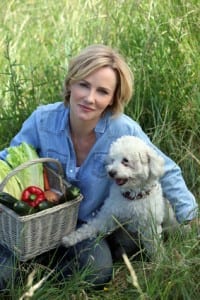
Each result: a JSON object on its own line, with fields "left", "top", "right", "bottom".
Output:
{"left": 0, "top": 0, "right": 199, "bottom": 298}
{"left": 0, "top": 0, "right": 199, "bottom": 197}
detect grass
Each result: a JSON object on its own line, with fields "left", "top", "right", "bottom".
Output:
{"left": 3, "top": 225, "right": 200, "bottom": 299}
{"left": 0, "top": 0, "right": 199, "bottom": 298}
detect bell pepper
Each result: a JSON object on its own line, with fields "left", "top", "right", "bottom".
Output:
{"left": 21, "top": 186, "right": 46, "bottom": 207}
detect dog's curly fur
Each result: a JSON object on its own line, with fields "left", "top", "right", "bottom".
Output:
{"left": 62, "top": 136, "right": 177, "bottom": 256}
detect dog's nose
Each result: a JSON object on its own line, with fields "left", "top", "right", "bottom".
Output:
{"left": 108, "top": 170, "right": 117, "bottom": 178}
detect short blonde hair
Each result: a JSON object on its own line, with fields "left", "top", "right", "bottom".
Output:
{"left": 63, "top": 44, "right": 134, "bottom": 116}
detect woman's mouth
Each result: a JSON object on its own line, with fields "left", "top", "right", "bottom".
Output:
{"left": 79, "top": 104, "right": 94, "bottom": 112}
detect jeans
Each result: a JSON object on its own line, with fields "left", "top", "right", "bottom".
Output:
{"left": 0, "top": 238, "right": 113, "bottom": 290}
{"left": 0, "top": 228, "right": 139, "bottom": 290}
{"left": 39, "top": 229, "right": 140, "bottom": 286}
{"left": 0, "top": 244, "right": 16, "bottom": 291}
{"left": 52, "top": 238, "right": 113, "bottom": 286}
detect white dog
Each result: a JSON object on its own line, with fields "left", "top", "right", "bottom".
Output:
{"left": 62, "top": 136, "right": 177, "bottom": 256}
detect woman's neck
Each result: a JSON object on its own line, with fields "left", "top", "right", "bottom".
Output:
{"left": 69, "top": 116, "right": 97, "bottom": 166}
{"left": 69, "top": 113, "right": 97, "bottom": 139}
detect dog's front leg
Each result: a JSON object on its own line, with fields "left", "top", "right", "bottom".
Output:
{"left": 62, "top": 222, "right": 99, "bottom": 247}
{"left": 62, "top": 203, "right": 118, "bottom": 247}
{"left": 140, "top": 223, "right": 164, "bottom": 259}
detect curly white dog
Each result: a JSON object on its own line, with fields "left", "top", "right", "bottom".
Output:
{"left": 62, "top": 136, "right": 177, "bottom": 256}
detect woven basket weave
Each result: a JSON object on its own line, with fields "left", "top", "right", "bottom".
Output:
{"left": 0, "top": 158, "right": 82, "bottom": 261}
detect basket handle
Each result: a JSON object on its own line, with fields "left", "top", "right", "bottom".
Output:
{"left": 0, "top": 158, "right": 64, "bottom": 192}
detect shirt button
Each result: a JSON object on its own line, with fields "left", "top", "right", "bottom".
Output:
{"left": 70, "top": 169, "right": 73, "bottom": 173}
{"left": 92, "top": 212, "right": 96, "bottom": 217}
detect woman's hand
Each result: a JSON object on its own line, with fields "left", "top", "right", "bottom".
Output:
{"left": 182, "top": 218, "right": 200, "bottom": 238}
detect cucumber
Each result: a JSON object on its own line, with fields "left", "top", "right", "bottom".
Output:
{"left": 66, "top": 186, "right": 80, "bottom": 200}
{"left": 38, "top": 200, "right": 54, "bottom": 211}
{"left": 0, "top": 192, "right": 34, "bottom": 215}
{"left": 0, "top": 192, "right": 19, "bottom": 209}
{"left": 13, "top": 201, "right": 35, "bottom": 216}
{"left": 59, "top": 186, "right": 81, "bottom": 203}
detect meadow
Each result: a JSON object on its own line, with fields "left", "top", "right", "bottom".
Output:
{"left": 0, "top": 0, "right": 199, "bottom": 299}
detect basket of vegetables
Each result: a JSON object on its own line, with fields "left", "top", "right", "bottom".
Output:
{"left": 0, "top": 143, "right": 82, "bottom": 261}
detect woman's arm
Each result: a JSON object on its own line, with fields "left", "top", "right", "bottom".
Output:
{"left": 131, "top": 122, "right": 198, "bottom": 223}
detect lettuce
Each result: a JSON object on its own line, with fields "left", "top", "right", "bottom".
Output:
{"left": 0, "top": 160, "right": 22, "bottom": 199}
{"left": 6, "top": 142, "right": 44, "bottom": 191}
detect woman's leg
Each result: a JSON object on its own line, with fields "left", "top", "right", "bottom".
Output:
{"left": 52, "top": 238, "right": 113, "bottom": 286}
{"left": 0, "top": 244, "right": 16, "bottom": 291}
{"left": 107, "top": 228, "right": 142, "bottom": 261}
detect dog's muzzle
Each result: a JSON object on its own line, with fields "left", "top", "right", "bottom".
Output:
{"left": 108, "top": 170, "right": 128, "bottom": 186}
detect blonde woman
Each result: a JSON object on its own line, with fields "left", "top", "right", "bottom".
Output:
{"left": 0, "top": 44, "right": 198, "bottom": 289}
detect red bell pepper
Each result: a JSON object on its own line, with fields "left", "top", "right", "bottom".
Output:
{"left": 21, "top": 186, "right": 46, "bottom": 207}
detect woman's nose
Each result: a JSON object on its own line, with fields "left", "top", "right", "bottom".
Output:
{"left": 86, "top": 89, "right": 96, "bottom": 103}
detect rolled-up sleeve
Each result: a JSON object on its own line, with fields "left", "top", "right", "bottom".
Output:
{"left": 160, "top": 157, "right": 198, "bottom": 223}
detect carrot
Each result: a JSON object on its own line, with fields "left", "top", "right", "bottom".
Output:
{"left": 43, "top": 167, "right": 50, "bottom": 191}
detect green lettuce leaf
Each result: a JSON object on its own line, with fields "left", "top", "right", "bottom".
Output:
{"left": 0, "top": 160, "right": 22, "bottom": 199}
{"left": 6, "top": 142, "right": 44, "bottom": 191}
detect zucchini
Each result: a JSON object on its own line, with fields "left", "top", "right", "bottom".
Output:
{"left": 0, "top": 192, "right": 19, "bottom": 209}
{"left": 0, "top": 192, "right": 34, "bottom": 215}
{"left": 59, "top": 185, "right": 80, "bottom": 203}
{"left": 38, "top": 200, "right": 54, "bottom": 211}
{"left": 13, "top": 201, "right": 35, "bottom": 216}
{"left": 66, "top": 186, "right": 80, "bottom": 200}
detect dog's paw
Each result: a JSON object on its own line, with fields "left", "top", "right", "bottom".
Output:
{"left": 62, "top": 235, "right": 77, "bottom": 247}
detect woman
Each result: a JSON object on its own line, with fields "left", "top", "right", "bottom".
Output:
{"left": 0, "top": 44, "right": 198, "bottom": 289}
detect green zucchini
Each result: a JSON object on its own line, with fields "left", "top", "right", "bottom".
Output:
{"left": 66, "top": 186, "right": 80, "bottom": 200}
{"left": 38, "top": 200, "right": 54, "bottom": 211}
{"left": 13, "top": 201, "right": 35, "bottom": 216}
{"left": 0, "top": 192, "right": 19, "bottom": 209}
{"left": 59, "top": 185, "right": 80, "bottom": 203}
{"left": 0, "top": 192, "right": 34, "bottom": 215}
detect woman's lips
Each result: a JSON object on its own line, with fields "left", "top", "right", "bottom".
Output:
{"left": 79, "top": 104, "right": 94, "bottom": 112}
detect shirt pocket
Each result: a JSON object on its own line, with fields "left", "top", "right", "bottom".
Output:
{"left": 92, "top": 152, "right": 108, "bottom": 178}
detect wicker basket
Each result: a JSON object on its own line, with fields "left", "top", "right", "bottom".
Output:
{"left": 0, "top": 158, "right": 82, "bottom": 261}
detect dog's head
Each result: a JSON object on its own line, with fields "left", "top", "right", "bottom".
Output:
{"left": 106, "top": 136, "right": 164, "bottom": 189}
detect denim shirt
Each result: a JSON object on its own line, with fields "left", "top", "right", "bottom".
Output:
{"left": 0, "top": 102, "right": 198, "bottom": 223}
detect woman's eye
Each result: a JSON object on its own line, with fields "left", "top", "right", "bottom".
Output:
{"left": 98, "top": 89, "right": 108, "bottom": 95}
{"left": 79, "top": 82, "right": 88, "bottom": 88}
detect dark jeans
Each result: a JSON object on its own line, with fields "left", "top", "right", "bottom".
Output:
{"left": 0, "top": 228, "right": 139, "bottom": 290}
{"left": 50, "top": 238, "right": 113, "bottom": 285}
{"left": 0, "top": 244, "right": 16, "bottom": 291}
{"left": 0, "top": 239, "right": 112, "bottom": 290}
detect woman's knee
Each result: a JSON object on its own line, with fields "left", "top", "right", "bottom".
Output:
{"left": 79, "top": 238, "right": 113, "bottom": 285}
{"left": 56, "top": 238, "right": 113, "bottom": 286}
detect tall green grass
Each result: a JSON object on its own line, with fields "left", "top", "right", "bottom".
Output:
{"left": 0, "top": 0, "right": 199, "bottom": 299}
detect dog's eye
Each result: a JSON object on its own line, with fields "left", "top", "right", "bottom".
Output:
{"left": 122, "top": 158, "right": 129, "bottom": 166}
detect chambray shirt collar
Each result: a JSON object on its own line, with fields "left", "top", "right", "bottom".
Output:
{"left": 95, "top": 111, "right": 111, "bottom": 134}
{"left": 60, "top": 106, "right": 70, "bottom": 132}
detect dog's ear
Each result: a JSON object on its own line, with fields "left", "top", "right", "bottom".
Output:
{"left": 147, "top": 148, "right": 165, "bottom": 179}
{"left": 139, "top": 152, "right": 149, "bottom": 164}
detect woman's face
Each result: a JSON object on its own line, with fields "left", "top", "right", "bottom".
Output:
{"left": 69, "top": 67, "right": 117, "bottom": 124}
